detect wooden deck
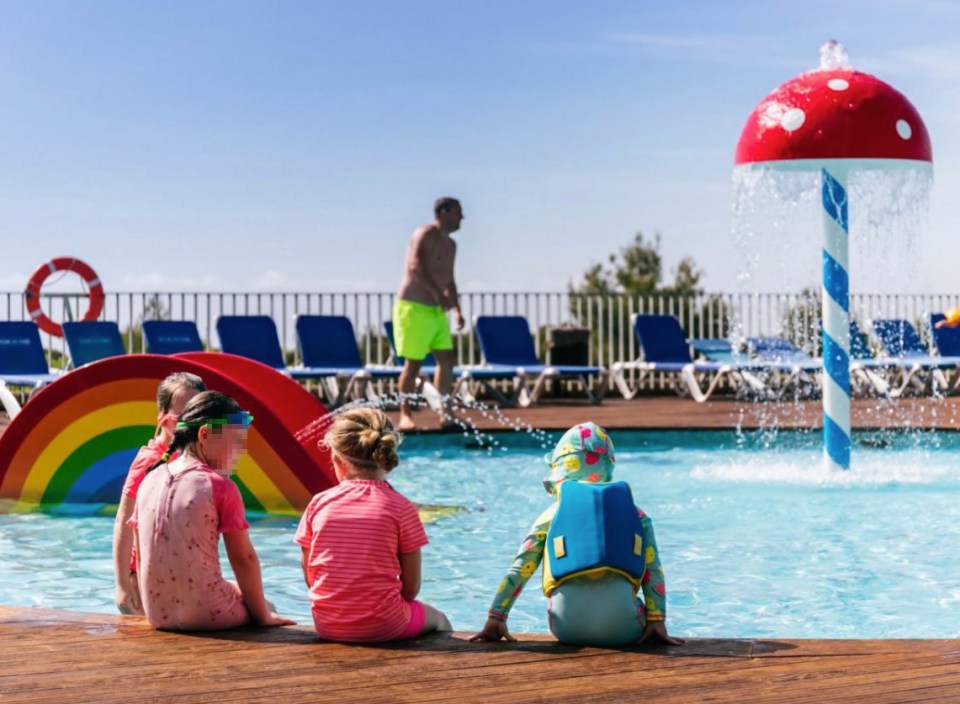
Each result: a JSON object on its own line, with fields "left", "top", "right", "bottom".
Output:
{"left": 3, "top": 606, "right": 960, "bottom": 703}
{"left": 4, "top": 396, "right": 960, "bottom": 702}
{"left": 4, "top": 393, "right": 960, "bottom": 438}
{"left": 379, "top": 394, "right": 960, "bottom": 432}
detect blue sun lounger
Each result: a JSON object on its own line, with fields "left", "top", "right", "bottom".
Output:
{"left": 695, "top": 328, "right": 889, "bottom": 398}
{"left": 142, "top": 320, "right": 204, "bottom": 354}
{"left": 475, "top": 315, "right": 607, "bottom": 406}
{"left": 872, "top": 318, "right": 960, "bottom": 396}
{"left": 216, "top": 315, "right": 361, "bottom": 405}
{"left": 0, "top": 321, "right": 62, "bottom": 418}
{"left": 746, "top": 336, "right": 824, "bottom": 398}
{"left": 63, "top": 321, "right": 126, "bottom": 369}
{"left": 930, "top": 313, "right": 960, "bottom": 357}
{"left": 294, "top": 315, "right": 403, "bottom": 406}
{"left": 847, "top": 321, "right": 896, "bottom": 397}
{"left": 613, "top": 315, "right": 769, "bottom": 401}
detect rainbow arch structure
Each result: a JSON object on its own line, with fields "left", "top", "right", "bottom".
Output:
{"left": 0, "top": 353, "right": 336, "bottom": 516}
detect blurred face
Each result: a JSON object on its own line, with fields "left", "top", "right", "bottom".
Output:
{"left": 198, "top": 423, "right": 249, "bottom": 475}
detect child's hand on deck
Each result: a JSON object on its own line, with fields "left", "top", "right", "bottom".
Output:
{"left": 637, "top": 620, "right": 684, "bottom": 646}
{"left": 115, "top": 574, "right": 143, "bottom": 616}
{"left": 469, "top": 617, "right": 516, "bottom": 642}
{"left": 257, "top": 611, "right": 297, "bottom": 628}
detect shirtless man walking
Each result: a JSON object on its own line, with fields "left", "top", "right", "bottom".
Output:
{"left": 393, "top": 197, "right": 465, "bottom": 431}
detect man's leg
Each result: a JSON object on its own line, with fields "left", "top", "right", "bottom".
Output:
{"left": 432, "top": 349, "right": 460, "bottom": 425}
{"left": 398, "top": 358, "right": 424, "bottom": 431}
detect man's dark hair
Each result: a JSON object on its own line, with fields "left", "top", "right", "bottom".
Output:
{"left": 434, "top": 197, "right": 461, "bottom": 216}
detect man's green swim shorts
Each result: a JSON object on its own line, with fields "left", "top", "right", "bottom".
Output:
{"left": 392, "top": 299, "right": 454, "bottom": 362}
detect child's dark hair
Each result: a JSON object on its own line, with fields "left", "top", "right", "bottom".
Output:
{"left": 320, "top": 408, "right": 401, "bottom": 472}
{"left": 147, "top": 391, "right": 241, "bottom": 472}
{"left": 157, "top": 372, "right": 206, "bottom": 412}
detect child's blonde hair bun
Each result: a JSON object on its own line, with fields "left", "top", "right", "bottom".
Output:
{"left": 323, "top": 408, "right": 401, "bottom": 472}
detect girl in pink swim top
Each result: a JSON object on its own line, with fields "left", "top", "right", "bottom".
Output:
{"left": 295, "top": 408, "right": 452, "bottom": 642}
{"left": 131, "top": 390, "right": 295, "bottom": 632}
{"left": 112, "top": 372, "right": 206, "bottom": 616}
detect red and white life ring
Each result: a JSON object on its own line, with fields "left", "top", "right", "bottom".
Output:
{"left": 24, "top": 257, "right": 105, "bottom": 338}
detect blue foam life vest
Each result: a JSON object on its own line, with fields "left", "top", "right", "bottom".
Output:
{"left": 542, "top": 480, "right": 646, "bottom": 596}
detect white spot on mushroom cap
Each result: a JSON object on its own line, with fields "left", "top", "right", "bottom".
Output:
{"left": 896, "top": 119, "right": 912, "bottom": 140}
{"left": 780, "top": 108, "right": 806, "bottom": 132}
{"left": 827, "top": 78, "right": 849, "bottom": 91}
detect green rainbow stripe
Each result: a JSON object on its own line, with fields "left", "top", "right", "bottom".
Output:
{"left": 42, "top": 425, "right": 153, "bottom": 505}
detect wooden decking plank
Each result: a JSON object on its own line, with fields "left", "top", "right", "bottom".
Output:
{"left": 1, "top": 632, "right": 952, "bottom": 701}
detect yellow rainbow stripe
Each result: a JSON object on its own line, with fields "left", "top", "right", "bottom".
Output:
{"left": 18, "top": 401, "right": 155, "bottom": 505}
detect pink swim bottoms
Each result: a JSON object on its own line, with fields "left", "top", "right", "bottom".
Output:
{"left": 394, "top": 600, "right": 425, "bottom": 640}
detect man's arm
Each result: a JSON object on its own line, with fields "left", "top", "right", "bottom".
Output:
{"left": 442, "top": 281, "right": 464, "bottom": 329}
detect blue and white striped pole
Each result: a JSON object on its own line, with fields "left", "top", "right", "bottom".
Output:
{"left": 821, "top": 165, "right": 851, "bottom": 470}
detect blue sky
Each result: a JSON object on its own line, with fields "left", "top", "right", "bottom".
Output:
{"left": 2, "top": 0, "right": 959, "bottom": 294}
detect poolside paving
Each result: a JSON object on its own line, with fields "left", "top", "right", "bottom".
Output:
{"left": 2, "top": 606, "right": 960, "bottom": 703}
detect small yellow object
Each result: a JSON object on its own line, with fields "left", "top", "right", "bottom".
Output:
{"left": 946, "top": 307, "right": 960, "bottom": 326}
{"left": 634, "top": 534, "right": 643, "bottom": 555}
{"left": 553, "top": 536, "right": 566, "bottom": 558}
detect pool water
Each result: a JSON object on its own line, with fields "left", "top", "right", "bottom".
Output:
{"left": 3, "top": 429, "right": 960, "bottom": 639}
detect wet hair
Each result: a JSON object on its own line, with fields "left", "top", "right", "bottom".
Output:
{"left": 320, "top": 408, "right": 401, "bottom": 473}
{"left": 147, "top": 391, "right": 241, "bottom": 472}
{"left": 434, "top": 197, "right": 461, "bottom": 217}
{"left": 157, "top": 372, "right": 206, "bottom": 412}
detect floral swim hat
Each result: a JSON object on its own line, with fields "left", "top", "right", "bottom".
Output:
{"left": 543, "top": 421, "right": 615, "bottom": 493}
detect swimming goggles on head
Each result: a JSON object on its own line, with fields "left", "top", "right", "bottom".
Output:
{"left": 176, "top": 410, "right": 255, "bottom": 430}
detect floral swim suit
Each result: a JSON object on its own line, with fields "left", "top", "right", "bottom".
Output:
{"left": 487, "top": 499, "right": 667, "bottom": 646}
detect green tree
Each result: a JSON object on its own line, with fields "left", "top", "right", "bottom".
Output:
{"left": 567, "top": 233, "right": 728, "bottom": 365}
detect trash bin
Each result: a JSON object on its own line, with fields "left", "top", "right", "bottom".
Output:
{"left": 546, "top": 327, "right": 591, "bottom": 366}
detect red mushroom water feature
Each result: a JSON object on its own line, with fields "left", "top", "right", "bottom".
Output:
{"left": 734, "top": 41, "right": 933, "bottom": 470}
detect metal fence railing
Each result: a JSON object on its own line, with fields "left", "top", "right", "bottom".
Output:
{"left": 4, "top": 289, "right": 957, "bottom": 392}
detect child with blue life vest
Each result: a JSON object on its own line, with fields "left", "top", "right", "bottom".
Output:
{"left": 471, "top": 422, "right": 683, "bottom": 647}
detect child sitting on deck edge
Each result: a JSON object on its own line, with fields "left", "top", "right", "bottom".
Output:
{"left": 295, "top": 408, "right": 451, "bottom": 642}
{"left": 132, "top": 391, "right": 295, "bottom": 631}
{"left": 471, "top": 422, "right": 684, "bottom": 647}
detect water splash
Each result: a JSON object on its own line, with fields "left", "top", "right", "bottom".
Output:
{"left": 692, "top": 450, "right": 951, "bottom": 486}
{"left": 818, "top": 39, "right": 852, "bottom": 71}
{"left": 730, "top": 163, "right": 935, "bottom": 460}
{"left": 294, "top": 392, "right": 554, "bottom": 454}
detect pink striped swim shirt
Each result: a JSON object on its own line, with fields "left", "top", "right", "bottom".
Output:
{"left": 295, "top": 479, "right": 428, "bottom": 642}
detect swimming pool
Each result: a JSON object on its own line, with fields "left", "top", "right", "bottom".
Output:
{"left": 3, "top": 428, "right": 960, "bottom": 638}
